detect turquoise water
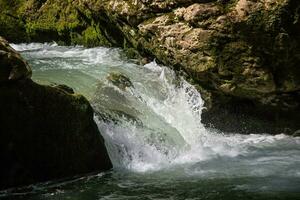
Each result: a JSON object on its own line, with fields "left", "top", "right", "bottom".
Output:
{"left": 2, "top": 43, "right": 300, "bottom": 200}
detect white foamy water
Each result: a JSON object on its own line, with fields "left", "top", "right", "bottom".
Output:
{"left": 12, "top": 43, "right": 300, "bottom": 187}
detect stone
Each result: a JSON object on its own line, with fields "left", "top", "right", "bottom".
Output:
{"left": 107, "top": 72, "right": 133, "bottom": 90}
{"left": 0, "top": 37, "right": 32, "bottom": 82}
{"left": 51, "top": 83, "right": 75, "bottom": 94}
{"left": 293, "top": 130, "right": 300, "bottom": 137}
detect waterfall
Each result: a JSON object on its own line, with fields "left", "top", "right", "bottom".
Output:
{"left": 12, "top": 42, "right": 300, "bottom": 179}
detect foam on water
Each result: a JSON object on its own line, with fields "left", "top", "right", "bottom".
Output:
{"left": 12, "top": 43, "right": 300, "bottom": 179}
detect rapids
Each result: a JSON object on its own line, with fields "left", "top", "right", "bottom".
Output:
{"left": 2, "top": 43, "right": 300, "bottom": 200}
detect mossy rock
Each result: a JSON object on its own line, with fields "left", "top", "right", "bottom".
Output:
{"left": 107, "top": 72, "right": 133, "bottom": 90}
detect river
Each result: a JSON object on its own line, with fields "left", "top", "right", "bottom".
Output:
{"left": 2, "top": 43, "right": 300, "bottom": 200}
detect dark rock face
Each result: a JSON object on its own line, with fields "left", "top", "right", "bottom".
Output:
{"left": 1, "top": 0, "right": 300, "bottom": 134}
{"left": 0, "top": 37, "right": 112, "bottom": 190}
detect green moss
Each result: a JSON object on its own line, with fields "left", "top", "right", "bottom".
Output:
{"left": 0, "top": 14, "right": 27, "bottom": 42}
{"left": 70, "top": 25, "right": 112, "bottom": 47}
{"left": 71, "top": 26, "right": 97, "bottom": 47}
{"left": 24, "top": 1, "right": 82, "bottom": 38}
{"left": 0, "top": 0, "right": 28, "bottom": 42}
{"left": 0, "top": 0, "right": 113, "bottom": 46}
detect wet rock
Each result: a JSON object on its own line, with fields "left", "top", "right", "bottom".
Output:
{"left": 0, "top": 38, "right": 112, "bottom": 190}
{"left": 293, "top": 130, "right": 300, "bottom": 137}
{"left": 92, "top": 81, "right": 141, "bottom": 124}
{"left": 95, "top": 109, "right": 143, "bottom": 126}
{"left": 139, "top": 57, "right": 152, "bottom": 65}
{"left": 107, "top": 72, "right": 133, "bottom": 90}
{"left": 0, "top": 37, "right": 32, "bottom": 82}
{"left": 51, "top": 83, "right": 75, "bottom": 94}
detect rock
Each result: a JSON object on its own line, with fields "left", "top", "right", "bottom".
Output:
{"left": 51, "top": 83, "right": 75, "bottom": 94}
{"left": 0, "top": 39, "right": 112, "bottom": 190}
{"left": 92, "top": 81, "right": 141, "bottom": 122}
{"left": 0, "top": 37, "right": 32, "bottom": 82}
{"left": 293, "top": 130, "right": 300, "bottom": 137}
{"left": 107, "top": 72, "right": 133, "bottom": 90}
{"left": 139, "top": 57, "right": 152, "bottom": 65}
{"left": 95, "top": 109, "right": 143, "bottom": 126}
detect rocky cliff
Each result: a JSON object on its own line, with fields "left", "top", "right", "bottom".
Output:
{"left": 0, "top": 37, "right": 112, "bottom": 190}
{"left": 1, "top": 0, "right": 299, "bottom": 134}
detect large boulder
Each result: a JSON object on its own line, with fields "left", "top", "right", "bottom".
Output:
{"left": 0, "top": 37, "right": 112, "bottom": 190}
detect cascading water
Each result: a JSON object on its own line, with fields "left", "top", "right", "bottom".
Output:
{"left": 5, "top": 43, "right": 300, "bottom": 200}
{"left": 94, "top": 62, "right": 205, "bottom": 171}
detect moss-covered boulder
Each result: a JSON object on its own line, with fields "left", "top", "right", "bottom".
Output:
{"left": 0, "top": 37, "right": 112, "bottom": 190}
